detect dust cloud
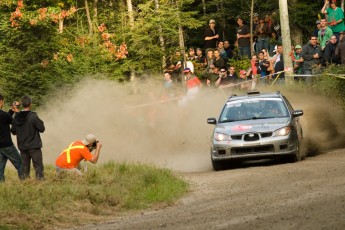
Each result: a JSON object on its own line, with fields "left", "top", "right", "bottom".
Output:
{"left": 37, "top": 78, "right": 345, "bottom": 172}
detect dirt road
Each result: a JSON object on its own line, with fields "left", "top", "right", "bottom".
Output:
{"left": 72, "top": 148, "right": 345, "bottom": 230}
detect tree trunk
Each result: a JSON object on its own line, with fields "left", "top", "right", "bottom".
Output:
{"left": 126, "top": 0, "right": 135, "bottom": 29}
{"left": 201, "top": 0, "right": 206, "bottom": 16}
{"left": 126, "top": 0, "right": 136, "bottom": 81}
{"left": 154, "top": 0, "right": 166, "bottom": 69}
{"left": 93, "top": 0, "right": 98, "bottom": 26}
{"left": 250, "top": 0, "right": 254, "bottom": 57}
{"left": 279, "top": 0, "right": 293, "bottom": 83}
{"left": 58, "top": 18, "right": 64, "bottom": 33}
{"left": 85, "top": 0, "right": 93, "bottom": 36}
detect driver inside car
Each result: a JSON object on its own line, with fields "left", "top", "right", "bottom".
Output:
{"left": 262, "top": 102, "right": 283, "bottom": 117}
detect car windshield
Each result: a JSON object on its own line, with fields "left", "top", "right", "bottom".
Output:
{"left": 219, "top": 98, "right": 289, "bottom": 123}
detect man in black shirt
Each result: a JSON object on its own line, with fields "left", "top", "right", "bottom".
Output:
{"left": 0, "top": 94, "right": 23, "bottom": 181}
{"left": 236, "top": 16, "right": 251, "bottom": 58}
{"left": 204, "top": 19, "right": 219, "bottom": 50}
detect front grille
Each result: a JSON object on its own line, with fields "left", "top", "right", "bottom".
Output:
{"left": 244, "top": 133, "right": 260, "bottom": 141}
{"left": 231, "top": 132, "right": 272, "bottom": 141}
{"left": 231, "top": 145, "right": 275, "bottom": 155}
{"left": 260, "top": 132, "right": 273, "bottom": 138}
{"left": 231, "top": 135, "right": 242, "bottom": 140}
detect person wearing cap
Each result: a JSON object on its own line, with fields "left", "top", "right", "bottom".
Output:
{"left": 318, "top": 18, "right": 333, "bottom": 50}
{"left": 11, "top": 95, "right": 45, "bottom": 180}
{"left": 321, "top": 0, "right": 345, "bottom": 40}
{"left": 55, "top": 134, "right": 102, "bottom": 175}
{"left": 236, "top": 16, "right": 251, "bottom": 58}
{"left": 313, "top": 20, "right": 322, "bottom": 38}
{"left": 335, "top": 31, "right": 345, "bottom": 64}
{"left": 292, "top": 45, "right": 304, "bottom": 76}
{"left": 204, "top": 19, "right": 219, "bottom": 50}
{"left": 183, "top": 68, "right": 202, "bottom": 95}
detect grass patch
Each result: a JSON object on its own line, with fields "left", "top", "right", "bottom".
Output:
{"left": 0, "top": 162, "right": 189, "bottom": 229}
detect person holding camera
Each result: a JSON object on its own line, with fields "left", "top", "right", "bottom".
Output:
{"left": 0, "top": 95, "right": 23, "bottom": 181}
{"left": 55, "top": 134, "right": 102, "bottom": 175}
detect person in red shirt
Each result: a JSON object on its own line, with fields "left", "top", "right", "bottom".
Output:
{"left": 184, "top": 68, "right": 202, "bottom": 95}
{"left": 55, "top": 134, "right": 102, "bottom": 175}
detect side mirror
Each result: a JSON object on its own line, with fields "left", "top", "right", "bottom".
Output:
{"left": 293, "top": 110, "right": 303, "bottom": 117}
{"left": 207, "top": 118, "right": 217, "bottom": 124}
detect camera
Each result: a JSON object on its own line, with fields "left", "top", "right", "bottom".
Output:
{"left": 92, "top": 140, "right": 99, "bottom": 149}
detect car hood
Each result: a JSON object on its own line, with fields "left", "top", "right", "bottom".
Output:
{"left": 215, "top": 117, "right": 290, "bottom": 134}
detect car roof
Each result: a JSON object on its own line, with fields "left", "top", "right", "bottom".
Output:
{"left": 227, "top": 91, "right": 283, "bottom": 102}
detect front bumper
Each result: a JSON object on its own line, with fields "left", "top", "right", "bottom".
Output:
{"left": 211, "top": 135, "right": 298, "bottom": 161}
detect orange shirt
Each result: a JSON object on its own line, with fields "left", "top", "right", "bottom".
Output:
{"left": 55, "top": 140, "right": 93, "bottom": 169}
{"left": 186, "top": 77, "right": 202, "bottom": 89}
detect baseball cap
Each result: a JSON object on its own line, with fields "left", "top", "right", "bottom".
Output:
{"left": 316, "top": 20, "right": 321, "bottom": 25}
{"left": 273, "top": 45, "right": 277, "bottom": 53}
{"left": 240, "top": 70, "right": 246, "bottom": 75}
{"left": 295, "top": 45, "right": 302, "bottom": 49}
{"left": 209, "top": 19, "right": 216, "bottom": 24}
{"left": 82, "top": 134, "right": 97, "bottom": 145}
{"left": 183, "top": 68, "right": 191, "bottom": 73}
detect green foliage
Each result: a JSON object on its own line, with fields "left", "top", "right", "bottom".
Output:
{"left": 0, "top": 163, "right": 189, "bottom": 229}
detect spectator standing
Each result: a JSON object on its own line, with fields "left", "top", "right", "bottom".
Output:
{"left": 318, "top": 18, "right": 334, "bottom": 50}
{"left": 11, "top": 95, "right": 45, "bottom": 180}
{"left": 217, "top": 41, "right": 229, "bottom": 61}
{"left": 335, "top": 31, "right": 345, "bottom": 64}
{"left": 204, "top": 19, "right": 219, "bottom": 50}
{"left": 292, "top": 45, "right": 304, "bottom": 75}
{"left": 313, "top": 20, "right": 322, "bottom": 38}
{"left": 271, "top": 45, "right": 285, "bottom": 80}
{"left": 258, "top": 51, "right": 270, "bottom": 77}
{"left": 223, "top": 40, "right": 234, "bottom": 59}
{"left": 255, "top": 16, "right": 270, "bottom": 53}
{"left": 215, "top": 68, "right": 232, "bottom": 88}
{"left": 300, "top": 36, "right": 323, "bottom": 77}
{"left": 321, "top": 0, "right": 345, "bottom": 40}
{"left": 236, "top": 16, "right": 251, "bottom": 58}
{"left": 187, "top": 47, "right": 197, "bottom": 61}
{"left": 228, "top": 66, "right": 239, "bottom": 83}
{"left": 323, "top": 35, "right": 339, "bottom": 65}
{"left": 55, "top": 134, "right": 102, "bottom": 175}
{"left": 195, "top": 48, "right": 205, "bottom": 63}
{"left": 0, "top": 96, "right": 23, "bottom": 181}
{"left": 184, "top": 68, "right": 202, "bottom": 97}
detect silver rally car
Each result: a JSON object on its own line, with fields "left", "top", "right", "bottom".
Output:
{"left": 207, "top": 91, "right": 304, "bottom": 171}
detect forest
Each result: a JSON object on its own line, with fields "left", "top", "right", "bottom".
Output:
{"left": 0, "top": 0, "right": 333, "bottom": 105}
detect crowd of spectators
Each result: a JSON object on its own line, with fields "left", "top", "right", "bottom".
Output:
{"left": 164, "top": 0, "right": 345, "bottom": 94}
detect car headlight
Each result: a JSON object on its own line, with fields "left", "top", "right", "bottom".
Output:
{"left": 214, "top": 132, "right": 231, "bottom": 141}
{"left": 274, "top": 126, "right": 291, "bottom": 136}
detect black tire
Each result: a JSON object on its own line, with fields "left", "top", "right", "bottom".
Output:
{"left": 212, "top": 159, "right": 225, "bottom": 171}
{"left": 288, "top": 140, "right": 301, "bottom": 163}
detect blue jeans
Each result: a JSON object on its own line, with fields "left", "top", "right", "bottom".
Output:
{"left": 256, "top": 38, "right": 269, "bottom": 53}
{"left": 0, "top": 145, "right": 23, "bottom": 181}
{"left": 239, "top": 46, "right": 251, "bottom": 59}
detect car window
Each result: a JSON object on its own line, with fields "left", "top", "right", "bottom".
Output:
{"left": 219, "top": 98, "right": 289, "bottom": 122}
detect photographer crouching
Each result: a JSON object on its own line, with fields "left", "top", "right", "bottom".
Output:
{"left": 55, "top": 134, "right": 102, "bottom": 175}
